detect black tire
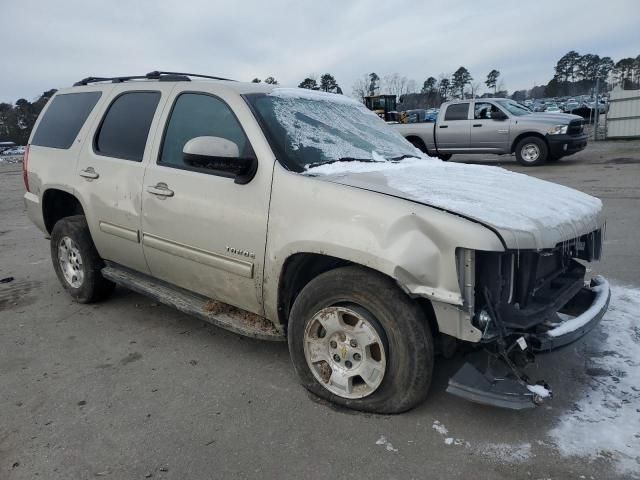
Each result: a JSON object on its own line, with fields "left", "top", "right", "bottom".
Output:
{"left": 50, "top": 215, "right": 115, "bottom": 303}
{"left": 515, "top": 136, "right": 548, "bottom": 166}
{"left": 438, "top": 153, "right": 452, "bottom": 161}
{"left": 407, "top": 137, "right": 428, "bottom": 153}
{"left": 288, "top": 266, "right": 434, "bottom": 414}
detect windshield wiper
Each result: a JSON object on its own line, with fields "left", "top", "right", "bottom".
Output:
{"left": 389, "top": 154, "right": 419, "bottom": 161}
{"left": 307, "top": 157, "right": 382, "bottom": 169}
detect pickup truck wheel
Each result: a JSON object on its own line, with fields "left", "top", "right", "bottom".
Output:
{"left": 515, "top": 137, "right": 548, "bottom": 166}
{"left": 288, "top": 266, "right": 433, "bottom": 413}
{"left": 438, "top": 154, "right": 452, "bottom": 161}
{"left": 50, "top": 215, "right": 115, "bottom": 303}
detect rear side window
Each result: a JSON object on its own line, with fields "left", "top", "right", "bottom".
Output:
{"left": 95, "top": 91, "right": 160, "bottom": 161}
{"left": 444, "top": 103, "right": 469, "bottom": 121}
{"left": 31, "top": 92, "right": 102, "bottom": 149}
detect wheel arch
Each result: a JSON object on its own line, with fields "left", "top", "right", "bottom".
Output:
{"left": 42, "top": 188, "right": 86, "bottom": 234}
{"left": 405, "top": 135, "right": 429, "bottom": 154}
{"left": 510, "top": 131, "right": 549, "bottom": 154}
{"left": 275, "top": 252, "right": 439, "bottom": 335}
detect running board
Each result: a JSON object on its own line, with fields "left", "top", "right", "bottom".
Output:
{"left": 101, "top": 265, "right": 285, "bottom": 341}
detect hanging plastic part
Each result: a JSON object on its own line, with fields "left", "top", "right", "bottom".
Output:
{"left": 446, "top": 288, "right": 553, "bottom": 409}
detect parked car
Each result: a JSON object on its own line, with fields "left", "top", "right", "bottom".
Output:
{"left": 392, "top": 98, "right": 588, "bottom": 166}
{"left": 2, "top": 146, "right": 25, "bottom": 155}
{"left": 24, "top": 72, "right": 609, "bottom": 412}
{"left": 545, "top": 105, "right": 562, "bottom": 113}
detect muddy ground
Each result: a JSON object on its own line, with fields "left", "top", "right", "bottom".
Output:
{"left": 1, "top": 140, "right": 639, "bottom": 479}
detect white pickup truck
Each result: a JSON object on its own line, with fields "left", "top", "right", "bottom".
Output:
{"left": 392, "top": 98, "right": 588, "bottom": 166}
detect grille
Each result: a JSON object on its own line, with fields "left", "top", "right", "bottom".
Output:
{"left": 568, "top": 119, "right": 585, "bottom": 136}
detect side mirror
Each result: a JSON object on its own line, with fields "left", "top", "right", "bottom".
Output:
{"left": 492, "top": 110, "right": 507, "bottom": 120}
{"left": 183, "top": 136, "right": 257, "bottom": 184}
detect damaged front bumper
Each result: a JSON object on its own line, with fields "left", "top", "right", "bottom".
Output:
{"left": 446, "top": 276, "right": 611, "bottom": 409}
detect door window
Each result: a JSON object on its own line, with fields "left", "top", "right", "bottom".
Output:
{"left": 159, "top": 93, "right": 250, "bottom": 170}
{"left": 95, "top": 92, "right": 161, "bottom": 161}
{"left": 444, "top": 103, "right": 469, "bottom": 121}
{"left": 474, "top": 102, "right": 502, "bottom": 120}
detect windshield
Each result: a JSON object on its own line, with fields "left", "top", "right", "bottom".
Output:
{"left": 496, "top": 99, "right": 532, "bottom": 116}
{"left": 245, "top": 89, "right": 421, "bottom": 171}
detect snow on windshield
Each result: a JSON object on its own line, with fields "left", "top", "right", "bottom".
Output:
{"left": 266, "top": 88, "right": 425, "bottom": 166}
{"left": 306, "top": 157, "right": 603, "bottom": 238}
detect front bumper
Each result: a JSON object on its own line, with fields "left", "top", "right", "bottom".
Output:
{"left": 530, "top": 275, "right": 610, "bottom": 351}
{"left": 547, "top": 133, "right": 588, "bottom": 157}
{"left": 446, "top": 276, "right": 610, "bottom": 409}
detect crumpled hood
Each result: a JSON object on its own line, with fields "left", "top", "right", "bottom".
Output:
{"left": 306, "top": 158, "right": 604, "bottom": 250}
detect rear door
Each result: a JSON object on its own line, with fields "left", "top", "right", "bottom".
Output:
{"left": 75, "top": 86, "right": 173, "bottom": 274}
{"left": 469, "top": 101, "right": 511, "bottom": 151}
{"left": 436, "top": 102, "right": 471, "bottom": 151}
{"left": 140, "top": 85, "right": 273, "bottom": 314}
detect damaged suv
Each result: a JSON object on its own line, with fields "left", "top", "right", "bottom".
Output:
{"left": 24, "top": 72, "right": 609, "bottom": 413}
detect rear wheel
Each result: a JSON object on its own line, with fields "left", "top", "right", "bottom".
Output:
{"left": 438, "top": 153, "right": 452, "bottom": 161}
{"left": 288, "top": 266, "right": 434, "bottom": 413}
{"left": 515, "top": 136, "right": 548, "bottom": 166}
{"left": 51, "top": 215, "right": 115, "bottom": 303}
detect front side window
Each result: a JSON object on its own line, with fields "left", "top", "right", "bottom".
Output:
{"left": 159, "top": 93, "right": 249, "bottom": 169}
{"left": 474, "top": 102, "right": 502, "bottom": 120}
{"left": 95, "top": 91, "right": 160, "bottom": 161}
{"left": 444, "top": 103, "right": 469, "bottom": 121}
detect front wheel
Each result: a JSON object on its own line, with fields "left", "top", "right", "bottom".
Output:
{"left": 515, "top": 136, "right": 548, "bottom": 166}
{"left": 288, "top": 266, "right": 434, "bottom": 413}
{"left": 438, "top": 153, "right": 452, "bottom": 161}
{"left": 50, "top": 215, "right": 115, "bottom": 303}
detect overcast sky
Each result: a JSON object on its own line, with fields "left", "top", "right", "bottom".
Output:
{"left": 2, "top": 0, "right": 639, "bottom": 103}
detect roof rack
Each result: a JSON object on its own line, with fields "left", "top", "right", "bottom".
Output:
{"left": 73, "top": 71, "right": 236, "bottom": 86}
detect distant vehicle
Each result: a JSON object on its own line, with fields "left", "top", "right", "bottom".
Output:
{"left": 364, "top": 95, "right": 397, "bottom": 121}
{"left": 392, "top": 98, "right": 588, "bottom": 166}
{"left": 545, "top": 105, "right": 562, "bottom": 113}
{"left": 564, "top": 102, "right": 580, "bottom": 113}
{"left": 1, "top": 146, "right": 25, "bottom": 155}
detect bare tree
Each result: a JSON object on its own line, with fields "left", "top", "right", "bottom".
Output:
{"left": 352, "top": 74, "right": 370, "bottom": 102}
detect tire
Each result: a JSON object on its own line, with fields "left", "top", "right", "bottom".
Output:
{"left": 407, "top": 137, "right": 427, "bottom": 154}
{"left": 50, "top": 215, "right": 115, "bottom": 303}
{"left": 438, "top": 153, "right": 452, "bottom": 161}
{"left": 288, "top": 266, "right": 434, "bottom": 414}
{"left": 515, "top": 136, "right": 548, "bottom": 166}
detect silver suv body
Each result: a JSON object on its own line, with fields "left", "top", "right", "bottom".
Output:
{"left": 24, "top": 73, "right": 609, "bottom": 412}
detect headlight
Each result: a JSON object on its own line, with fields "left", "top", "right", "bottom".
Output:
{"left": 548, "top": 125, "right": 568, "bottom": 135}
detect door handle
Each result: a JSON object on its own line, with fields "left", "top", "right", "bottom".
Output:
{"left": 439, "top": 125, "right": 448, "bottom": 129}
{"left": 473, "top": 124, "right": 482, "bottom": 127}
{"left": 79, "top": 167, "right": 99, "bottom": 180}
{"left": 146, "top": 183, "right": 174, "bottom": 197}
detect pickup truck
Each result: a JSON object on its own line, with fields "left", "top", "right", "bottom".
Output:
{"left": 392, "top": 98, "right": 588, "bottom": 166}
{"left": 24, "top": 73, "right": 608, "bottom": 413}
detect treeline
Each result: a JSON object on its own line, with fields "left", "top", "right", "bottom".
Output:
{"left": 0, "top": 89, "right": 57, "bottom": 145}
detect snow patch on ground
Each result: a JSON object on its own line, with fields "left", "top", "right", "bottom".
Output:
{"left": 481, "top": 443, "right": 532, "bottom": 463}
{"left": 527, "top": 384, "right": 552, "bottom": 398}
{"left": 306, "top": 157, "right": 603, "bottom": 243}
{"left": 375, "top": 435, "right": 398, "bottom": 452}
{"left": 549, "top": 283, "right": 640, "bottom": 476}
{"left": 431, "top": 420, "right": 448, "bottom": 436}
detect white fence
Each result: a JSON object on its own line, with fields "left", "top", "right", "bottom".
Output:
{"left": 606, "top": 87, "right": 640, "bottom": 139}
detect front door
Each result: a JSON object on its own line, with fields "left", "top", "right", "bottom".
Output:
{"left": 140, "top": 88, "right": 272, "bottom": 314}
{"left": 469, "top": 102, "right": 511, "bottom": 151}
{"left": 436, "top": 102, "right": 471, "bottom": 151}
{"left": 75, "top": 86, "right": 172, "bottom": 274}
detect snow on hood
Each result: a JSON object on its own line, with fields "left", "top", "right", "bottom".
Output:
{"left": 305, "top": 157, "right": 604, "bottom": 249}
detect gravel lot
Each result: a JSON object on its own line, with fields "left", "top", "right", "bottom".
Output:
{"left": 1, "top": 141, "right": 639, "bottom": 479}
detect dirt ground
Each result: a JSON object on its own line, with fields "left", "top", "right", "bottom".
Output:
{"left": 1, "top": 140, "right": 639, "bottom": 479}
